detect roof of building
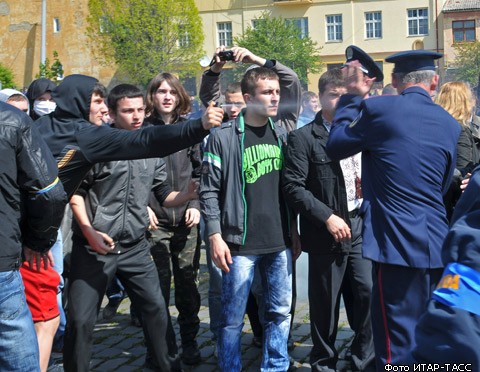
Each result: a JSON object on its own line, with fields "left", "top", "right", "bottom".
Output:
{"left": 443, "top": 0, "right": 480, "bottom": 12}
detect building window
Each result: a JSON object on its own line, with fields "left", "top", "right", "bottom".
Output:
{"left": 53, "top": 17, "right": 60, "bottom": 33}
{"left": 251, "top": 19, "right": 266, "bottom": 29}
{"left": 286, "top": 17, "right": 309, "bottom": 39}
{"left": 326, "top": 15, "right": 342, "bottom": 42}
{"left": 407, "top": 8, "right": 428, "bottom": 36}
{"left": 178, "top": 25, "right": 190, "bottom": 47}
{"left": 365, "top": 12, "right": 382, "bottom": 39}
{"left": 453, "top": 20, "right": 476, "bottom": 42}
{"left": 327, "top": 63, "right": 343, "bottom": 70}
{"left": 217, "top": 22, "right": 233, "bottom": 47}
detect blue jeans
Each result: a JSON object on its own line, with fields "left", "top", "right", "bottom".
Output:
{"left": 0, "top": 270, "right": 40, "bottom": 371}
{"left": 218, "top": 249, "right": 292, "bottom": 372}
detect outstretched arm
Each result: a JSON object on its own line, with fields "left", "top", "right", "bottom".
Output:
{"left": 79, "top": 103, "right": 224, "bottom": 164}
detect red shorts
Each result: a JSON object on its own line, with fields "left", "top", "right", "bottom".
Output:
{"left": 20, "top": 261, "right": 60, "bottom": 322}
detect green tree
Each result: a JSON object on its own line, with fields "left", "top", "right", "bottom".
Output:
{"left": 0, "top": 63, "right": 15, "bottom": 89}
{"left": 87, "top": 0, "right": 204, "bottom": 85}
{"left": 36, "top": 51, "right": 64, "bottom": 81}
{"left": 234, "top": 12, "right": 323, "bottom": 86}
{"left": 453, "top": 41, "right": 480, "bottom": 86}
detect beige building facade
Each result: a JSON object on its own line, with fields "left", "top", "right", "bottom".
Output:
{"left": 4, "top": 0, "right": 478, "bottom": 92}
{"left": 197, "top": 0, "right": 448, "bottom": 90}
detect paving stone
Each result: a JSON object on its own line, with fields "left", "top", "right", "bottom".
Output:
{"left": 93, "top": 357, "right": 130, "bottom": 371}
{"left": 57, "top": 254, "right": 360, "bottom": 372}
{"left": 290, "top": 344, "right": 311, "bottom": 361}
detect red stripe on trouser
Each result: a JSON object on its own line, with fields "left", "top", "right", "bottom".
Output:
{"left": 378, "top": 265, "right": 392, "bottom": 364}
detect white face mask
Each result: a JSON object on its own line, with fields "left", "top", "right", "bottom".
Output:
{"left": 33, "top": 100, "right": 56, "bottom": 116}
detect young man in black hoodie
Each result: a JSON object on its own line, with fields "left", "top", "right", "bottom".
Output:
{"left": 34, "top": 75, "right": 223, "bottom": 372}
{"left": 36, "top": 74, "right": 223, "bottom": 198}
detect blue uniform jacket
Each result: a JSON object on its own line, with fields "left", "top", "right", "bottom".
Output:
{"left": 413, "top": 167, "right": 480, "bottom": 364}
{"left": 326, "top": 87, "right": 461, "bottom": 268}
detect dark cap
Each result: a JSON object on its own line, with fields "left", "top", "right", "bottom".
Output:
{"left": 385, "top": 50, "right": 443, "bottom": 74}
{"left": 343, "top": 45, "right": 384, "bottom": 82}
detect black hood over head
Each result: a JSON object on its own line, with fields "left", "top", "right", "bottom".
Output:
{"left": 26, "top": 78, "right": 57, "bottom": 120}
{"left": 26, "top": 78, "right": 57, "bottom": 103}
{"left": 52, "top": 74, "right": 98, "bottom": 121}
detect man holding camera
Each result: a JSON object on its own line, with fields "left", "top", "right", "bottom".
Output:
{"left": 200, "top": 62, "right": 301, "bottom": 371}
{"left": 199, "top": 46, "right": 302, "bottom": 356}
{"left": 199, "top": 46, "right": 301, "bottom": 132}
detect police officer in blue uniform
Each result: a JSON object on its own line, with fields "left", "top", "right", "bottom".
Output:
{"left": 326, "top": 50, "right": 461, "bottom": 367}
{"left": 414, "top": 166, "right": 480, "bottom": 365}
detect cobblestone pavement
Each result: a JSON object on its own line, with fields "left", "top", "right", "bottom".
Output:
{"left": 51, "top": 250, "right": 355, "bottom": 371}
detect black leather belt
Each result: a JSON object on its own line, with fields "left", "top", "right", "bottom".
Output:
{"left": 348, "top": 209, "right": 360, "bottom": 218}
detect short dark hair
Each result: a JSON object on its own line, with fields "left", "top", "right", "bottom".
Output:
{"left": 107, "top": 84, "right": 144, "bottom": 111}
{"left": 301, "top": 91, "right": 318, "bottom": 106}
{"left": 318, "top": 68, "right": 344, "bottom": 95}
{"left": 225, "top": 82, "right": 241, "bottom": 95}
{"left": 145, "top": 72, "right": 191, "bottom": 118}
{"left": 92, "top": 82, "right": 107, "bottom": 98}
{"left": 241, "top": 67, "right": 279, "bottom": 96}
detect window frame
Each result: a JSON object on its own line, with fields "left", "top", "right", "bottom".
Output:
{"left": 286, "top": 17, "right": 309, "bottom": 39}
{"left": 326, "top": 14, "right": 343, "bottom": 42}
{"left": 407, "top": 8, "right": 429, "bottom": 36}
{"left": 365, "top": 11, "right": 382, "bottom": 39}
{"left": 217, "top": 22, "right": 233, "bottom": 47}
{"left": 452, "top": 20, "right": 476, "bottom": 43}
{"left": 53, "top": 17, "right": 60, "bottom": 33}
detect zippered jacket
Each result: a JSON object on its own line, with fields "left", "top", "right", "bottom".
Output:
{"left": 0, "top": 102, "right": 66, "bottom": 270}
{"left": 145, "top": 116, "right": 201, "bottom": 228}
{"left": 200, "top": 112, "right": 291, "bottom": 246}
{"left": 36, "top": 74, "right": 210, "bottom": 198}
{"left": 73, "top": 157, "right": 171, "bottom": 251}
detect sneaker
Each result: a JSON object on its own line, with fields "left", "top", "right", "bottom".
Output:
{"left": 103, "top": 299, "right": 123, "bottom": 320}
{"left": 181, "top": 342, "right": 201, "bottom": 365}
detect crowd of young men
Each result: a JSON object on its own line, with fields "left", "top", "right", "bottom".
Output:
{"left": 1, "top": 44, "right": 478, "bottom": 372}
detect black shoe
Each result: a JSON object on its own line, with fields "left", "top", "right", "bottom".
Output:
{"left": 103, "top": 299, "right": 123, "bottom": 320}
{"left": 181, "top": 342, "right": 201, "bottom": 365}
{"left": 252, "top": 336, "right": 262, "bottom": 348}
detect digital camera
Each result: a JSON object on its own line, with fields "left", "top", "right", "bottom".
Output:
{"left": 218, "top": 50, "right": 234, "bottom": 61}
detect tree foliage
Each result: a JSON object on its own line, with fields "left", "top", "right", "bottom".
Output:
{"left": 87, "top": 0, "right": 205, "bottom": 85}
{"left": 36, "top": 51, "right": 64, "bottom": 82}
{"left": 234, "top": 12, "right": 323, "bottom": 86}
{"left": 0, "top": 63, "right": 15, "bottom": 89}
{"left": 453, "top": 41, "right": 480, "bottom": 87}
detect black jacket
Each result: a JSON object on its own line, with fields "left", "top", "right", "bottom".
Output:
{"left": 35, "top": 74, "right": 210, "bottom": 198}
{"left": 282, "top": 112, "right": 351, "bottom": 255}
{"left": 73, "top": 156, "right": 171, "bottom": 253}
{"left": 145, "top": 116, "right": 201, "bottom": 228}
{"left": 0, "top": 102, "right": 66, "bottom": 271}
